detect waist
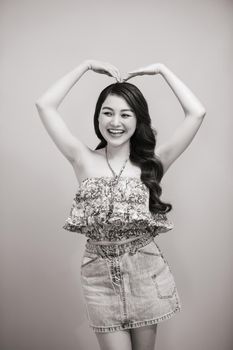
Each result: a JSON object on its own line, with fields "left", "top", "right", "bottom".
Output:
{"left": 85, "top": 232, "right": 154, "bottom": 258}
{"left": 87, "top": 234, "right": 146, "bottom": 245}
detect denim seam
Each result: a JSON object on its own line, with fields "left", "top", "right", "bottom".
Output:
{"left": 81, "top": 256, "right": 99, "bottom": 268}
{"left": 154, "top": 280, "right": 176, "bottom": 299}
{"left": 106, "top": 259, "right": 120, "bottom": 295}
{"left": 89, "top": 305, "right": 181, "bottom": 333}
{"left": 121, "top": 273, "right": 129, "bottom": 323}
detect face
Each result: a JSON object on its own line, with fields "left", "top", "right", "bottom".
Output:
{"left": 98, "top": 94, "right": 137, "bottom": 147}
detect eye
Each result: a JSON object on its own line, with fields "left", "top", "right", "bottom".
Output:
{"left": 103, "top": 112, "right": 112, "bottom": 116}
{"left": 121, "top": 114, "right": 130, "bottom": 118}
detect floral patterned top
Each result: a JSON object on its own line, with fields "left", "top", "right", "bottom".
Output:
{"left": 62, "top": 176, "right": 174, "bottom": 242}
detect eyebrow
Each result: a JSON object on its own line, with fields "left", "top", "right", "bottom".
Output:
{"left": 102, "top": 106, "right": 133, "bottom": 112}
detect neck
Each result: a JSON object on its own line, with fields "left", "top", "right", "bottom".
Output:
{"left": 105, "top": 142, "right": 130, "bottom": 160}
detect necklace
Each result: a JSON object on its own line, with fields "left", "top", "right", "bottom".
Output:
{"left": 105, "top": 146, "right": 130, "bottom": 218}
{"left": 105, "top": 146, "right": 129, "bottom": 181}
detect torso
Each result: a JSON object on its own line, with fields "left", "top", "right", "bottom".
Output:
{"left": 72, "top": 147, "right": 142, "bottom": 186}
{"left": 63, "top": 147, "right": 173, "bottom": 244}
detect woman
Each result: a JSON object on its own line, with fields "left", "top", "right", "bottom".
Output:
{"left": 35, "top": 59, "right": 206, "bottom": 350}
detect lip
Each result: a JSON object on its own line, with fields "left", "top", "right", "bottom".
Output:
{"left": 107, "top": 129, "right": 125, "bottom": 131}
{"left": 107, "top": 129, "right": 125, "bottom": 137}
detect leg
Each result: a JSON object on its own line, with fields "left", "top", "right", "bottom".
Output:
{"left": 95, "top": 329, "right": 132, "bottom": 350}
{"left": 130, "top": 324, "right": 158, "bottom": 350}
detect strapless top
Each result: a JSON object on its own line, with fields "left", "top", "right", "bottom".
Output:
{"left": 62, "top": 176, "right": 174, "bottom": 242}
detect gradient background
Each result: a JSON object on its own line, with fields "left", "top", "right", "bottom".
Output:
{"left": 1, "top": 0, "right": 232, "bottom": 349}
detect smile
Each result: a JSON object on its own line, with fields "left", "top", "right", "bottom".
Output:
{"left": 107, "top": 129, "right": 125, "bottom": 135}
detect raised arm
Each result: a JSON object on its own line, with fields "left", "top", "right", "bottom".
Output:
{"left": 35, "top": 61, "right": 91, "bottom": 164}
{"left": 124, "top": 63, "right": 206, "bottom": 173}
{"left": 35, "top": 59, "right": 121, "bottom": 164}
{"left": 154, "top": 64, "right": 206, "bottom": 173}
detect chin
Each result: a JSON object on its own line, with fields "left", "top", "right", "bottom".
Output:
{"left": 105, "top": 136, "right": 131, "bottom": 146}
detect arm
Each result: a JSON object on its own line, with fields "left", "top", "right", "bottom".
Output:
{"left": 35, "top": 60, "right": 121, "bottom": 164}
{"left": 155, "top": 64, "right": 206, "bottom": 173}
{"left": 124, "top": 63, "right": 206, "bottom": 173}
{"left": 35, "top": 61, "right": 91, "bottom": 163}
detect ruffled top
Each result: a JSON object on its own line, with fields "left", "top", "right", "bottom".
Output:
{"left": 63, "top": 176, "right": 174, "bottom": 241}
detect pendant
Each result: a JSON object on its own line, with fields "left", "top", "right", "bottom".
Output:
{"left": 112, "top": 176, "right": 118, "bottom": 185}
{"left": 107, "top": 177, "right": 118, "bottom": 219}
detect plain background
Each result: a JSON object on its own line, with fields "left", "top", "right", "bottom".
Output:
{"left": 1, "top": 0, "right": 232, "bottom": 349}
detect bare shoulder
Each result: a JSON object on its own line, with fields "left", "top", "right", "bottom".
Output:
{"left": 71, "top": 146, "right": 142, "bottom": 186}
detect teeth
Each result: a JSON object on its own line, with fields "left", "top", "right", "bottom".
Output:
{"left": 108, "top": 129, "right": 124, "bottom": 134}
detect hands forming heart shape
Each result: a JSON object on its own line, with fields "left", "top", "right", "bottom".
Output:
{"left": 86, "top": 59, "right": 164, "bottom": 83}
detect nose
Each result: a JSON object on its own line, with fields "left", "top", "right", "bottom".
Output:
{"left": 110, "top": 114, "right": 121, "bottom": 127}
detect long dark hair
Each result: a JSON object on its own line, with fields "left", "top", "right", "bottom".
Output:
{"left": 93, "top": 82, "right": 172, "bottom": 214}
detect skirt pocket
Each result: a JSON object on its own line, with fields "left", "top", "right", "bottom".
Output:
{"left": 137, "top": 240, "right": 161, "bottom": 256}
{"left": 151, "top": 263, "right": 177, "bottom": 299}
{"left": 81, "top": 251, "right": 100, "bottom": 269}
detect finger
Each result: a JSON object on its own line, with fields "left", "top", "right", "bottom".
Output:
{"left": 107, "top": 65, "right": 121, "bottom": 81}
{"left": 128, "top": 69, "right": 144, "bottom": 76}
{"left": 112, "top": 74, "right": 120, "bottom": 82}
{"left": 123, "top": 77, "right": 134, "bottom": 82}
{"left": 122, "top": 75, "right": 131, "bottom": 82}
{"left": 113, "top": 69, "right": 121, "bottom": 82}
{"left": 116, "top": 76, "right": 122, "bottom": 83}
{"left": 117, "top": 74, "right": 124, "bottom": 83}
{"left": 127, "top": 71, "right": 137, "bottom": 75}
{"left": 104, "top": 70, "right": 112, "bottom": 77}
{"left": 109, "top": 68, "right": 120, "bottom": 81}
{"left": 122, "top": 74, "right": 131, "bottom": 82}
{"left": 114, "top": 69, "right": 121, "bottom": 81}
{"left": 115, "top": 70, "right": 122, "bottom": 82}
{"left": 122, "top": 73, "right": 136, "bottom": 82}
{"left": 97, "top": 69, "right": 111, "bottom": 76}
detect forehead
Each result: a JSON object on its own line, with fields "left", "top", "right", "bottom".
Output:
{"left": 101, "top": 94, "right": 132, "bottom": 111}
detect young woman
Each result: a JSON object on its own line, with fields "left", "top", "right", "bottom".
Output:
{"left": 35, "top": 59, "right": 206, "bottom": 350}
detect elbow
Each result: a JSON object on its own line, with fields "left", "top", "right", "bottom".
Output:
{"left": 187, "top": 109, "right": 206, "bottom": 120}
{"left": 197, "top": 104, "right": 207, "bottom": 118}
{"left": 199, "top": 108, "right": 206, "bottom": 118}
{"left": 35, "top": 99, "right": 53, "bottom": 111}
{"left": 35, "top": 99, "right": 45, "bottom": 110}
{"left": 35, "top": 101, "right": 42, "bottom": 113}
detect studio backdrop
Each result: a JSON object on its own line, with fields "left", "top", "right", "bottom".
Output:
{"left": 1, "top": 0, "right": 232, "bottom": 349}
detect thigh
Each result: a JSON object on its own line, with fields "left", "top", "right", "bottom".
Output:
{"left": 130, "top": 325, "right": 158, "bottom": 350}
{"left": 95, "top": 329, "right": 132, "bottom": 350}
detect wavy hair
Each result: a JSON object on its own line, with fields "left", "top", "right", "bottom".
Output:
{"left": 93, "top": 82, "right": 172, "bottom": 214}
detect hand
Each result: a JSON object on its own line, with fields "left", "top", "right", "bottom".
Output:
{"left": 86, "top": 59, "right": 122, "bottom": 82}
{"left": 123, "top": 63, "right": 165, "bottom": 82}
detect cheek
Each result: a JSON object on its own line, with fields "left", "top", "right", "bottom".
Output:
{"left": 98, "top": 117, "right": 106, "bottom": 130}
{"left": 129, "top": 119, "right": 137, "bottom": 132}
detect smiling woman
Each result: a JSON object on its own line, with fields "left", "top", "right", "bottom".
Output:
{"left": 35, "top": 59, "right": 206, "bottom": 350}
{"left": 98, "top": 94, "right": 137, "bottom": 143}
{"left": 92, "top": 81, "right": 173, "bottom": 215}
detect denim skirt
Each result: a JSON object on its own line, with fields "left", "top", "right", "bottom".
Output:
{"left": 80, "top": 233, "right": 181, "bottom": 333}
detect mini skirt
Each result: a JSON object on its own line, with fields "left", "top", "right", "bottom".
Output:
{"left": 80, "top": 232, "right": 181, "bottom": 333}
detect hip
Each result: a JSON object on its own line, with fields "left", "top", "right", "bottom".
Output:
{"left": 80, "top": 234, "right": 180, "bottom": 306}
